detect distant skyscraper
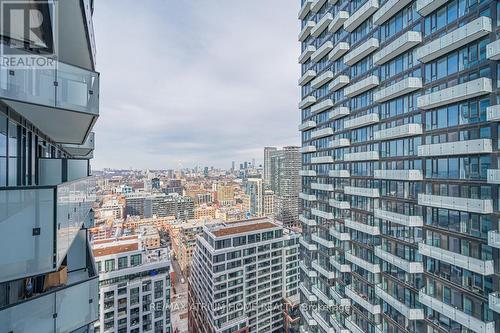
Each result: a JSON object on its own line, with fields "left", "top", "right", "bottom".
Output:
{"left": 269, "top": 147, "right": 301, "bottom": 227}
{"left": 231, "top": 161, "right": 236, "bottom": 171}
{"left": 298, "top": 1, "right": 500, "bottom": 332}
{"left": 245, "top": 177, "right": 263, "bottom": 217}
{"left": 264, "top": 146, "right": 278, "bottom": 185}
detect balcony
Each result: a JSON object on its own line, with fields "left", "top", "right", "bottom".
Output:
{"left": 330, "top": 288, "right": 351, "bottom": 307}
{"left": 345, "top": 219, "right": 380, "bottom": 235}
{"left": 311, "top": 127, "right": 333, "bottom": 139}
{"left": 311, "top": 156, "right": 334, "bottom": 164}
{"left": 330, "top": 138, "right": 350, "bottom": 148}
{"left": 311, "top": 41, "right": 334, "bottom": 62}
{"left": 375, "top": 246, "right": 423, "bottom": 273}
{"left": 374, "top": 77, "right": 422, "bottom": 103}
{"left": 374, "top": 31, "right": 421, "bottom": 65}
{"left": 300, "top": 283, "right": 317, "bottom": 302}
{"left": 299, "top": 70, "right": 317, "bottom": 86}
{"left": 300, "top": 306, "right": 317, "bottom": 327}
{"left": 487, "top": 169, "right": 500, "bottom": 184}
{"left": 488, "top": 231, "right": 500, "bottom": 249}
{"left": 0, "top": 45, "right": 99, "bottom": 145}
{"left": 311, "top": 0, "right": 328, "bottom": 12}
{"left": 344, "top": 38, "right": 379, "bottom": 66}
{"left": 417, "top": 78, "right": 492, "bottom": 109}
{"left": 300, "top": 261, "right": 318, "bottom": 277}
{"left": 344, "top": 112, "right": 379, "bottom": 129}
{"left": 312, "top": 286, "right": 335, "bottom": 307}
{"left": 312, "top": 310, "right": 334, "bottom": 332}
{"left": 417, "top": 139, "right": 493, "bottom": 157}
{"left": 374, "top": 122, "right": 422, "bottom": 140}
{"left": 344, "top": 150, "right": 379, "bottom": 161}
{"left": 299, "top": 95, "right": 316, "bottom": 109}
{"left": 299, "top": 46, "right": 315, "bottom": 63}
{"left": 344, "top": 76, "right": 379, "bottom": 97}
{"left": 300, "top": 214, "right": 317, "bottom": 226}
{"left": 489, "top": 293, "right": 500, "bottom": 314}
{"left": 373, "top": 169, "right": 423, "bottom": 181}
{"left": 311, "top": 71, "right": 334, "bottom": 89}
{"left": 311, "top": 208, "right": 334, "bottom": 220}
{"left": 345, "top": 285, "right": 381, "bottom": 314}
{"left": 299, "top": 120, "right": 317, "bottom": 131}
{"left": 0, "top": 176, "right": 96, "bottom": 283}
{"left": 374, "top": 208, "right": 423, "bottom": 227}
{"left": 344, "top": 0, "right": 379, "bottom": 32}
{"left": 311, "top": 13, "right": 333, "bottom": 37}
{"left": 311, "top": 98, "right": 333, "bottom": 114}
{"left": 418, "top": 193, "right": 493, "bottom": 214}
{"left": 0, "top": 238, "right": 99, "bottom": 331}
{"left": 330, "top": 257, "right": 351, "bottom": 273}
{"left": 330, "top": 315, "right": 349, "bottom": 333}
{"left": 299, "top": 21, "right": 315, "bottom": 42}
{"left": 329, "top": 198, "right": 350, "bottom": 210}
{"left": 311, "top": 183, "right": 334, "bottom": 191}
{"left": 417, "top": 17, "right": 492, "bottom": 62}
{"left": 345, "top": 316, "right": 365, "bottom": 333}
{"left": 299, "top": 237, "right": 318, "bottom": 251}
{"left": 375, "top": 286, "right": 424, "bottom": 319}
{"left": 299, "top": 192, "right": 317, "bottom": 201}
{"left": 344, "top": 186, "right": 380, "bottom": 198}
{"left": 345, "top": 252, "right": 380, "bottom": 274}
{"left": 487, "top": 39, "right": 500, "bottom": 60}
{"left": 312, "top": 261, "right": 335, "bottom": 279}
{"left": 329, "top": 169, "right": 350, "bottom": 178}
{"left": 300, "top": 145, "right": 316, "bottom": 153}
{"left": 329, "top": 228, "right": 350, "bottom": 241}
{"left": 329, "top": 75, "right": 350, "bottom": 92}
{"left": 329, "top": 11, "right": 349, "bottom": 33}
{"left": 329, "top": 106, "right": 350, "bottom": 120}
{"left": 486, "top": 105, "right": 500, "bottom": 122}
{"left": 300, "top": 169, "right": 317, "bottom": 177}
{"left": 373, "top": 0, "right": 412, "bottom": 24}
{"left": 416, "top": 0, "right": 451, "bottom": 16}
{"left": 312, "top": 234, "right": 336, "bottom": 248}
{"left": 298, "top": 0, "right": 313, "bottom": 19}
{"left": 419, "top": 290, "right": 495, "bottom": 333}
{"left": 329, "top": 42, "right": 350, "bottom": 61}
{"left": 418, "top": 243, "right": 494, "bottom": 275}
{"left": 62, "top": 132, "right": 95, "bottom": 159}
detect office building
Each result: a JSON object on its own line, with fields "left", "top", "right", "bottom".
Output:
{"left": 188, "top": 218, "right": 300, "bottom": 333}
{"left": 264, "top": 147, "right": 278, "bottom": 186}
{"left": 145, "top": 194, "right": 195, "bottom": 220}
{"left": 298, "top": 1, "right": 500, "bottom": 333}
{"left": 245, "top": 177, "right": 264, "bottom": 217}
{"left": 92, "top": 235, "right": 171, "bottom": 333}
{"left": 269, "top": 147, "right": 301, "bottom": 227}
{"left": 0, "top": 0, "right": 100, "bottom": 331}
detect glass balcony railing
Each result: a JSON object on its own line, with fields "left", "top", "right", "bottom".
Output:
{"left": 0, "top": 239, "right": 99, "bottom": 332}
{"left": 0, "top": 176, "right": 96, "bottom": 282}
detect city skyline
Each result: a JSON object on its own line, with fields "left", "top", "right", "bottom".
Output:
{"left": 92, "top": 0, "right": 301, "bottom": 170}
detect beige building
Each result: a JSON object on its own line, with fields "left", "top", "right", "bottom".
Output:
{"left": 263, "top": 189, "right": 276, "bottom": 217}
{"left": 216, "top": 183, "right": 235, "bottom": 206}
{"left": 137, "top": 225, "right": 161, "bottom": 249}
{"left": 194, "top": 205, "right": 216, "bottom": 219}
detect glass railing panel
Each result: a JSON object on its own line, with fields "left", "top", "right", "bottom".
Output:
{"left": 0, "top": 188, "right": 55, "bottom": 282}
{"left": 55, "top": 277, "right": 99, "bottom": 332}
{"left": 56, "top": 176, "right": 96, "bottom": 267}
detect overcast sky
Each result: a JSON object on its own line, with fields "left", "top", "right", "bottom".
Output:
{"left": 92, "top": 0, "right": 300, "bottom": 170}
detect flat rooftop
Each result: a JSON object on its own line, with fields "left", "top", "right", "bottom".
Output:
{"left": 209, "top": 218, "right": 279, "bottom": 237}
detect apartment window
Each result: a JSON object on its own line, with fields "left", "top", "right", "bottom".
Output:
{"left": 118, "top": 256, "right": 128, "bottom": 269}
{"left": 131, "top": 254, "right": 142, "bottom": 266}
{"left": 8, "top": 120, "right": 18, "bottom": 186}
{"left": 104, "top": 259, "right": 115, "bottom": 272}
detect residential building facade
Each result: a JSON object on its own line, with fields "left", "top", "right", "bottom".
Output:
{"left": 188, "top": 218, "right": 300, "bottom": 333}
{"left": 92, "top": 235, "right": 172, "bottom": 333}
{"left": 264, "top": 147, "right": 278, "bottom": 186}
{"left": 298, "top": 1, "right": 500, "bottom": 333}
{"left": 0, "top": 0, "right": 100, "bottom": 331}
